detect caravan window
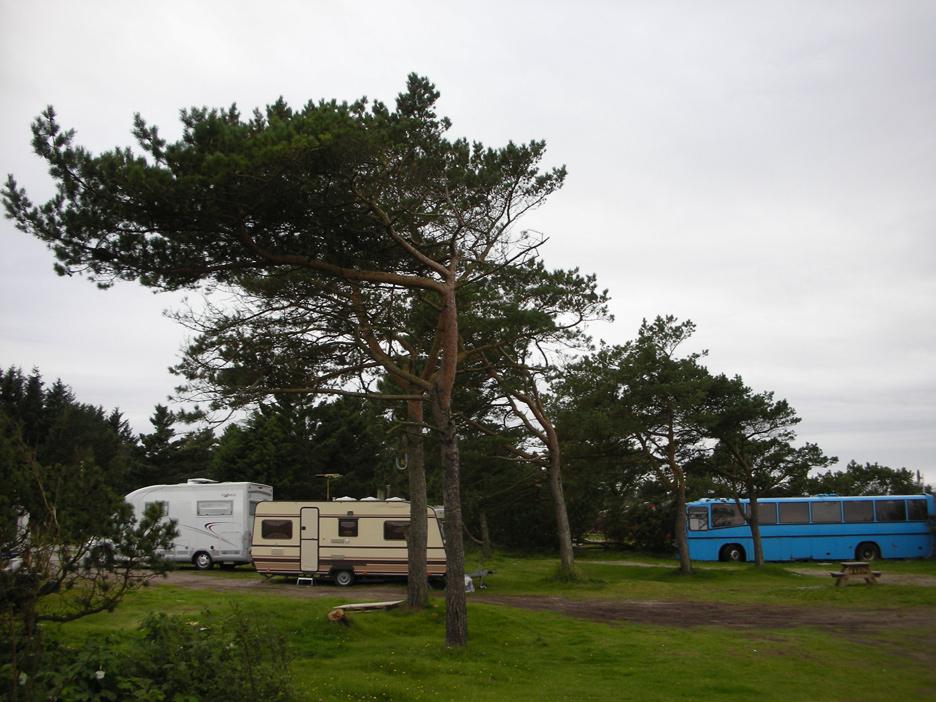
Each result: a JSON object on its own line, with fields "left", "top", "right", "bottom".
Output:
{"left": 261, "top": 519, "right": 293, "bottom": 540}
{"left": 383, "top": 520, "right": 409, "bottom": 541}
{"left": 197, "top": 500, "right": 233, "bottom": 516}
{"left": 339, "top": 518, "right": 359, "bottom": 537}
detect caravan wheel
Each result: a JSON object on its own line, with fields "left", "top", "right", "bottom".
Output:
{"left": 193, "top": 552, "right": 213, "bottom": 570}
{"left": 334, "top": 570, "right": 354, "bottom": 587}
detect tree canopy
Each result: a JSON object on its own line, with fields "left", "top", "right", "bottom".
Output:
{"left": 3, "top": 75, "right": 567, "bottom": 647}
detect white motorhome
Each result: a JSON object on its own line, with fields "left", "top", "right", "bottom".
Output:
{"left": 126, "top": 479, "right": 273, "bottom": 569}
{"left": 251, "top": 498, "right": 446, "bottom": 585}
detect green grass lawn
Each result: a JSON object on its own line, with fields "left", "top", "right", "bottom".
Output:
{"left": 47, "top": 553, "right": 936, "bottom": 701}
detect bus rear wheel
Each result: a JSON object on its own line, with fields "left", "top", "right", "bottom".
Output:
{"left": 719, "top": 544, "right": 746, "bottom": 562}
{"left": 855, "top": 542, "right": 880, "bottom": 562}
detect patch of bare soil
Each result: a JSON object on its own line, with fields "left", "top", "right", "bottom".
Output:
{"left": 471, "top": 594, "right": 936, "bottom": 635}
{"left": 158, "top": 568, "right": 936, "bottom": 665}
{"left": 158, "top": 569, "right": 408, "bottom": 602}
{"left": 159, "top": 570, "right": 935, "bottom": 635}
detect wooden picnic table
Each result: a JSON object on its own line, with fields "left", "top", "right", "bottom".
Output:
{"left": 830, "top": 561, "right": 881, "bottom": 586}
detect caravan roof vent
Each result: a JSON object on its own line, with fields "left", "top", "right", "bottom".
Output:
{"left": 334, "top": 496, "right": 355, "bottom": 501}
{"left": 387, "top": 497, "right": 406, "bottom": 502}
{"left": 186, "top": 478, "right": 218, "bottom": 484}
{"left": 361, "top": 496, "right": 378, "bottom": 501}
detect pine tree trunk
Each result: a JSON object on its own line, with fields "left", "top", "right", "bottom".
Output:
{"left": 545, "top": 431, "right": 576, "bottom": 579}
{"left": 405, "top": 397, "right": 429, "bottom": 608}
{"left": 433, "top": 393, "right": 467, "bottom": 647}
{"left": 479, "top": 509, "right": 493, "bottom": 562}
{"left": 750, "top": 495, "right": 764, "bottom": 566}
{"left": 673, "top": 466, "right": 693, "bottom": 575}
{"left": 434, "top": 285, "right": 467, "bottom": 647}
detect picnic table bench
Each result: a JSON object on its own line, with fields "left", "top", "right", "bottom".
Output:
{"left": 830, "top": 561, "right": 881, "bottom": 586}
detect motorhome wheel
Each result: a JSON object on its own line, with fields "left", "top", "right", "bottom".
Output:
{"left": 193, "top": 552, "right": 213, "bottom": 570}
{"left": 334, "top": 570, "right": 354, "bottom": 586}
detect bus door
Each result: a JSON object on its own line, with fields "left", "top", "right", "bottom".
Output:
{"left": 300, "top": 507, "right": 320, "bottom": 573}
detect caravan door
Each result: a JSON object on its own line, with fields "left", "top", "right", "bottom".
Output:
{"left": 299, "top": 507, "right": 320, "bottom": 573}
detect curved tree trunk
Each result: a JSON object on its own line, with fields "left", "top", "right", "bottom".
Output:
{"left": 405, "top": 397, "right": 429, "bottom": 608}
{"left": 543, "top": 423, "right": 576, "bottom": 578}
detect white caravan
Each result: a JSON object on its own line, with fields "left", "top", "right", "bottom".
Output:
{"left": 126, "top": 479, "right": 273, "bottom": 569}
{"left": 251, "top": 499, "right": 446, "bottom": 585}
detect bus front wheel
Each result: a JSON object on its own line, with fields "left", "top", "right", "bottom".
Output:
{"left": 855, "top": 542, "right": 880, "bottom": 562}
{"left": 719, "top": 544, "right": 746, "bottom": 562}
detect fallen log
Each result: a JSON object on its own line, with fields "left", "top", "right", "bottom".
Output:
{"left": 327, "top": 599, "right": 405, "bottom": 624}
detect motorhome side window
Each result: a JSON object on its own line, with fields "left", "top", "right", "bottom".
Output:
{"left": 197, "top": 500, "right": 233, "bottom": 516}
{"left": 261, "top": 519, "right": 293, "bottom": 539}
{"left": 338, "top": 518, "right": 359, "bottom": 537}
{"left": 384, "top": 520, "right": 409, "bottom": 541}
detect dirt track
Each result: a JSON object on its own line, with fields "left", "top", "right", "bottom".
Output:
{"left": 157, "top": 570, "right": 936, "bottom": 635}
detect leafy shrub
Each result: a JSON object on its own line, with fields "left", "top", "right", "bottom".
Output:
{"left": 135, "top": 604, "right": 291, "bottom": 701}
{"left": 18, "top": 605, "right": 291, "bottom": 701}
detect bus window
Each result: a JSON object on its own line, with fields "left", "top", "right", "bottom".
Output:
{"left": 688, "top": 507, "right": 708, "bottom": 531}
{"left": 779, "top": 502, "right": 809, "bottom": 524}
{"left": 875, "top": 500, "right": 906, "bottom": 522}
{"left": 747, "top": 502, "right": 777, "bottom": 524}
{"left": 843, "top": 501, "right": 873, "bottom": 523}
{"left": 907, "top": 500, "right": 928, "bottom": 522}
{"left": 711, "top": 504, "right": 744, "bottom": 528}
{"left": 811, "top": 501, "right": 842, "bottom": 523}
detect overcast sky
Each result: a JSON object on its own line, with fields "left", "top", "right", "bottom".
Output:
{"left": 2, "top": 1, "right": 934, "bottom": 486}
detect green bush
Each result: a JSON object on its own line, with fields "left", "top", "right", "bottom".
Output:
{"left": 135, "top": 604, "right": 291, "bottom": 701}
{"left": 20, "top": 605, "right": 292, "bottom": 701}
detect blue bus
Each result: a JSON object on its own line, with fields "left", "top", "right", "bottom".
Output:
{"left": 685, "top": 494, "right": 935, "bottom": 562}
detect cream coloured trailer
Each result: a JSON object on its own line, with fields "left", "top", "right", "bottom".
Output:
{"left": 250, "top": 499, "right": 446, "bottom": 585}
